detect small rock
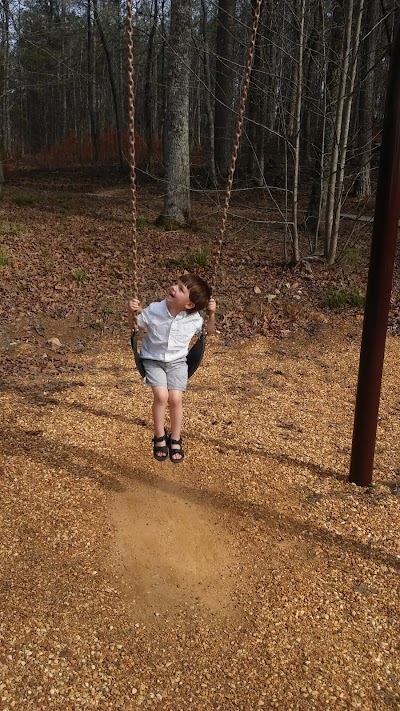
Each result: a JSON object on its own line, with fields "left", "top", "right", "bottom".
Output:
{"left": 354, "top": 583, "right": 377, "bottom": 597}
{"left": 47, "top": 337, "right": 62, "bottom": 349}
{"left": 253, "top": 286, "right": 262, "bottom": 294}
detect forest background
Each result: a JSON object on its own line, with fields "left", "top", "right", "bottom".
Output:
{"left": 0, "top": 0, "right": 400, "bottom": 303}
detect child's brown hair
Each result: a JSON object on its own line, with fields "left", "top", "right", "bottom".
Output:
{"left": 179, "top": 273, "right": 211, "bottom": 312}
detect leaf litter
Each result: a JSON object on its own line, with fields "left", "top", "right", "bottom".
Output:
{"left": 0, "top": 173, "right": 399, "bottom": 710}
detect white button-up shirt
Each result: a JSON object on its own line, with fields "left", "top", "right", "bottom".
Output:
{"left": 137, "top": 299, "right": 203, "bottom": 362}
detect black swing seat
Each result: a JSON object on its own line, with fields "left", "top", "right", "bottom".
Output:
{"left": 130, "top": 330, "right": 146, "bottom": 379}
{"left": 130, "top": 330, "right": 206, "bottom": 380}
{"left": 187, "top": 331, "right": 206, "bottom": 378}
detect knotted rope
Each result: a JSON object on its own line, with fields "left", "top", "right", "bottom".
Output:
{"left": 126, "top": 0, "right": 263, "bottom": 303}
{"left": 211, "top": 0, "right": 263, "bottom": 294}
{"left": 127, "top": 0, "right": 138, "bottom": 326}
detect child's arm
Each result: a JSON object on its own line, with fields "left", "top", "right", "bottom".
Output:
{"left": 206, "top": 298, "right": 216, "bottom": 336}
{"left": 128, "top": 298, "right": 141, "bottom": 330}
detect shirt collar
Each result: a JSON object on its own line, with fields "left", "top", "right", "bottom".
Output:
{"left": 163, "top": 299, "right": 189, "bottom": 320}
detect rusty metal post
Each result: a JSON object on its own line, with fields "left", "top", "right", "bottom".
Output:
{"left": 349, "top": 27, "right": 400, "bottom": 486}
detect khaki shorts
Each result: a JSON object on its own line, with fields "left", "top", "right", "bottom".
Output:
{"left": 142, "top": 358, "right": 188, "bottom": 392}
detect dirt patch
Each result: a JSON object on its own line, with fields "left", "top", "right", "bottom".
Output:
{"left": 110, "top": 480, "right": 236, "bottom": 619}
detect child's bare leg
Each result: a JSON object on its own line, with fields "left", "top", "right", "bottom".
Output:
{"left": 168, "top": 389, "right": 184, "bottom": 461}
{"left": 152, "top": 386, "right": 168, "bottom": 458}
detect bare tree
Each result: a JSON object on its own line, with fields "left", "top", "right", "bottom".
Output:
{"left": 144, "top": 0, "right": 159, "bottom": 168}
{"left": 290, "top": 0, "right": 306, "bottom": 264}
{"left": 93, "top": 0, "right": 123, "bottom": 165}
{"left": 247, "top": 0, "right": 266, "bottom": 185}
{"left": 200, "top": 0, "right": 217, "bottom": 186}
{"left": 87, "top": 0, "right": 99, "bottom": 161}
{"left": 326, "top": 0, "right": 365, "bottom": 264}
{"left": 214, "top": 0, "right": 236, "bottom": 178}
{"left": 0, "top": 0, "right": 12, "bottom": 155}
{"left": 353, "top": 0, "right": 380, "bottom": 198}
{"left": 158, "top": 0, "right": 192, "bottom": 226}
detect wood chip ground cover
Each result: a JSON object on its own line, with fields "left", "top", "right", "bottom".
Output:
{"left": 1, "top": 332, "right": 399, "bottom": 710}
{"left": 0, "top": 179, "right": 399, "bottom": 710}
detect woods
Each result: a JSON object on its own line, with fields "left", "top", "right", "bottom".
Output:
{"left": 0, "top": 0, "right": 399, "bottom": 262}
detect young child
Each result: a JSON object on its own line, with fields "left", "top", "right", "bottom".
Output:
{"left": 128, "top": 273, "right": 216, "bottom": 462}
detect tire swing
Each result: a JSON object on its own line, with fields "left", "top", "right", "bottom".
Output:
{"left": 126, "top": 0, "right": 263, "bottom": 379}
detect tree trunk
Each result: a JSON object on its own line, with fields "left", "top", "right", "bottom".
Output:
{"left": 1, "top": 0, "right": 11, "bottom": 155}
{"left": 291, "top": 0, "right": 306, "bottom": 265}
{"left": 200, "top": 0, "right": 217, "bottom": 186}
{"left": 247, "top": 0, "right": 265, "bottom": 184}
{"left": 144, "top": 0, "right": 158, "bottom": 168}
{"left": 214, "top": 0, "right": 236, "bottom": 178}
{"left": 87, "top": 0, "right": 99, "bottom": 161}
{"left": 302, "top": 6, "right": 323, "bottom": 167}
{"left": 324, "top": 0, "right": 354, "bottom": 258}
{"left": 159, "top": 0, "right": 167, "bottom": 141}
{"left": 327, "top": 0, "right": 365, "bottom": 265}
{"left": 354, "top": 0, "right": 379, "bottom": 198}
{"left": 263, "top": 8, "right": 279, "bottom": 152}
{"left": 93, "top": 0, "right": 123, "bottom": 165}
{"left": 306, "top": 5, "right": 343, "bottom": 248}
{"left": 158, "top": 0, "right": 192, "bottom": 226}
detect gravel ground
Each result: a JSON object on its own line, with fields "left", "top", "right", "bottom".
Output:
{"left": 1, "top": 321, "right": 399, "bottom": 710}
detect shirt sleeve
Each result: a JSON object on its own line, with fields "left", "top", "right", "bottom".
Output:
{"left": 137, "top": 305, "right": 149, "bottom": 330}
{"left": 195, "top": 314, "right": 204, "bottom": 334}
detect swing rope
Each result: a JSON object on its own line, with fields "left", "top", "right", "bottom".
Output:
{"left": 211, "top": 0, "right": 263, "bottom": 294}
{"left": 127, "top": 0, "right": 138, "bottom": 325}
{"left": 126, "top": 0, "right": 262, "bottom": 377}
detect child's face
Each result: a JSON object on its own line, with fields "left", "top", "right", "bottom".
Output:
{"left": 166, "top": 280, "right": 194, "bottom": 312}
